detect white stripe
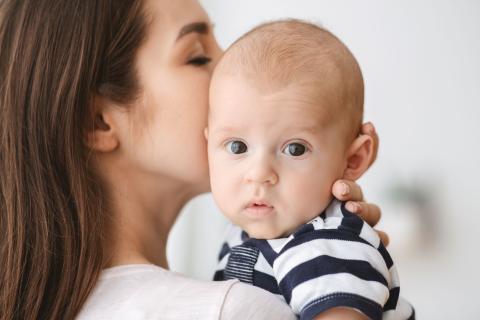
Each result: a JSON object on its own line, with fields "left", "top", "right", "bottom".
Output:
{"left": 289, "top": 273, "right": 389, "bottom": 314}
{"left": 383, "top": 297, "right": 413, "bottom": 320}
{"left": 312, "top": 216, "right": 344, "bottom": 230}
{"left": 226, "top": 262, "right": 254, "bottom": 269}
{"left": 226, "top": 270, "right": 251, "bottom": 278}
{"left": 267, "top": 236, "right": 292, "bottom": 253}
{"left": 359, "top": 222, "right": 381, "bottom": 248}
{"left": 273, "top": 239, "right": 390, "bottom": 284}
{"left": 395, "top": 297, "right": 414, "bottom": 318}
{"left": 216, "top": 253, "right": 229, "bottom": 271}
{"left": 325, "top": 199, "right": 344, "bottom": 218}
{"left": 389, "top": 264, "right": 400, "bottom": 288}
{"left": 254, "top": 252, "right": 273, "bottom": 275}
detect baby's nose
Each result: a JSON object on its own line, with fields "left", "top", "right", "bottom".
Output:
{"left": 244, "top": 160, "right": 278, "bottom": 185}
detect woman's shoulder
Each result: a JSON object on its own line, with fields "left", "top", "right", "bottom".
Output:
{"left": 222, "top": 281, "right": 296, "bottom": 320}
{"left": 76, "top": 264, "right": 295, "bottom": 320}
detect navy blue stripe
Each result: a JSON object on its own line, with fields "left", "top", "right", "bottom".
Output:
{"left": 377, "top": 242, "right": 393, "bottom": 269}
{"left": 292, "top": 223, "right": 314, "bottom": 237}
{"left": 246, "top": 239, "right": 277, "bottom": 266}
{"left": 339, "top": 202, "right": 364, "bottom": 235}
{"left": 224, "top": 244, "right": 259, "bottom": 284}
{"left": 218, "top": 242, "right": 230, "bottom": 261}
{"left": 213, "top": 270, "right": 225, "bottom": 281}
{"left": 278, "top": 255, "right": 388, "bottom": 303}
{"left": 253, "top": 270, "right": 280, "bottom": 294}
{"left": 319, "top": 210, "right": 327, "bottom": 220}
{"left": 278, "top": 229, "right": 373, "bottom": 255}
{"left": 384, "top": 287, "right": 400, "bottom": 311}
{"left": 300, "top": 293, "right": 383, "bottom": 320}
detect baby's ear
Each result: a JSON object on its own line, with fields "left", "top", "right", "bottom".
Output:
{"left": 342, "top": 134, "right": 375, "bottom": 181}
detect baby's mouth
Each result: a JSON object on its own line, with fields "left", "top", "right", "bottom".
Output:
{"left": 244, "top": 200, "right": 274, "bottom": 217}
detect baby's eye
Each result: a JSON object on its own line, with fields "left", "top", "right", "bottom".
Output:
{"left": 226, "top": 140, "right": 248, "bottom": 154}
{"left": 187, "top": 56, "right": 212, "bottom": 66}
{"left": 282, "top": 142, "right": 307, "bottom": 157}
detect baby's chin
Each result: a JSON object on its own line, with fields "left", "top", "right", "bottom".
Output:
{"left": 244, "top": 227, "right": 290, "bottom": 240}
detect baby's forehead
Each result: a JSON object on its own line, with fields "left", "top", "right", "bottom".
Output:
{"left": 211, "top": 76, "right": 339, "bottom": 126}
{"left": 210, "top": 20, "right": 364, "bottom": 141}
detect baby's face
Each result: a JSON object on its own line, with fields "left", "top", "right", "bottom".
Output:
{"left": 207, "top": 75, "right": 348, "bottom": 239}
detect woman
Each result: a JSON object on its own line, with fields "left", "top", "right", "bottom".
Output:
{"left": 0, "top": 0, "right": 383, "bottom": 319}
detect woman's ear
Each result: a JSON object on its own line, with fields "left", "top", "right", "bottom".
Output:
{"left": 85, "top": 97, "right": 120, "bottom": 152}
{"left": 342, "top": 134, "right": 375, "bottom": 181}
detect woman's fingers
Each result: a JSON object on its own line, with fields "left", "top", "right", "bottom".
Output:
{"left": 345, "top": 201, "right": 382, "bottom": 227}
{"left": 332, "top": 177, "right": 388, "bottom": 244}
{"left": 360, "top": 122, "right": 379, "bottom": 168}
{"left": 331, "top": 180, "right": 363, "bottom": 202}
{"left": 374, "top": 229, "right": 390, "bottom": 247}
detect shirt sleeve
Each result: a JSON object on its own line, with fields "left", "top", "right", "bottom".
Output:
{"left": 271, "top": 201, "right": 398, "bottom": 320}
{"left": 220, "top": 281, "right": 296, "bottom": 320}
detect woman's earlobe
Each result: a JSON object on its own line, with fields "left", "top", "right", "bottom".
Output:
{"left": 342, "top": 135, "right": 375, "bottom": 181}
{"left": 85, "top": 97, "right": 120, "bottom": 152}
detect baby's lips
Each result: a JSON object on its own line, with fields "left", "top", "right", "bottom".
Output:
{"left": 245, "top": 199, "right": 273, "bottom": 209}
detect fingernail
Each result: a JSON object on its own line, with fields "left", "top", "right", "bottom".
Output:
{"left": 366, "top": 122, "right": 375, "bottom": 134}
{"left": 346, "top": 202, "right": 359, "bottom": 212}
{"left": 341, "top": 183, "right": 350, "bottom": 196}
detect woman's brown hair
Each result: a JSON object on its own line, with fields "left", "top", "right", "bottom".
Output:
{"left": 0, "top": 0, "right": 147, "bottom": 318}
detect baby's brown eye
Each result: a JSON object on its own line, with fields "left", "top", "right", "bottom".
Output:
{"left": 283, "top": 143, "right": 307, "bottom": 156}
{"left": 226, "top": 140, "right": 247, "bottom": 154}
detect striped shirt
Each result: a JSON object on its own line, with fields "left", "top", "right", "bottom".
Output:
{"left": 214, "top": 200, "right": 415, "bottom": 320}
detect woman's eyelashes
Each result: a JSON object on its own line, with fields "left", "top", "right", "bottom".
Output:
{"left": 187, "top": 55, "right": 211, "bottom": 66}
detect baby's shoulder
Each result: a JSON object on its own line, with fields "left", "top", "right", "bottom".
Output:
{"left": 289, "top": 199, "right": 382, "bottom": 249}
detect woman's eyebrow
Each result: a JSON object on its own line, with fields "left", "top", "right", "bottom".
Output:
{"left": 176, "top": 22, "right": 209, "bottom": 41}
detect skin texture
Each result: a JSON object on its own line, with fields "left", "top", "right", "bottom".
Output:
{"left": 91, "top": 0, "right": 222, "bottom": 268}
{"left": 206, "top": 22, "right": 376, "bottom": 319}
{"left": 208, "top": 78, "right": 374, "bottom": 239}
{"left": 90, "top": 0, "right": 382, "bottom": 298}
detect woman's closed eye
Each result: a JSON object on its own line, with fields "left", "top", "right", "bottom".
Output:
{"left": 187, "top": 55, "right": 212, "bottom": 66}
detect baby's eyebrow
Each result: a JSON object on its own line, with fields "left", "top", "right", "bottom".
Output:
{"left": 211, "top": 126, "right": 239, "bottom": 135}
{"left": 282, "top": 125, "right": 321, "bottom": 135}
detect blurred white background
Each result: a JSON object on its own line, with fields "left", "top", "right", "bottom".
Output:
{"left": 167, "top": 1, "right": 480, "bottom": 318}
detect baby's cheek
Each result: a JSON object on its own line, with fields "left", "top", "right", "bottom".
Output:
{"left": 211, "top": 166, "right": 239, "bottom": 211}
{"left": 290, "top": 177, "right": 331, "bottom": 213}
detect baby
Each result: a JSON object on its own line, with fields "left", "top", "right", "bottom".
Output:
{"left": 207, "top": 20, "right": 414, "bottom": 320}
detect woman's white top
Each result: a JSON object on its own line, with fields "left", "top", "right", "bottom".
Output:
{"left": 77, "top": 264, "right": 296, "bottom": 320}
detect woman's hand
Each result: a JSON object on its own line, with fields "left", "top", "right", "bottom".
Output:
{"left": 332, "top": 122, "right": 389, "bottom": 246}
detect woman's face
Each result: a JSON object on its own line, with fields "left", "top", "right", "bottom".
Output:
{"left": 118, "top": 0, "right": 221, "bottom": 193}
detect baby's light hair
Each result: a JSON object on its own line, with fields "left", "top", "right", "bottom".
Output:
{"left": 213, "top": 19, "right": 365, "bottom": 142}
